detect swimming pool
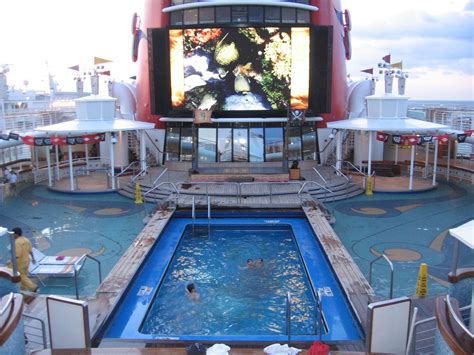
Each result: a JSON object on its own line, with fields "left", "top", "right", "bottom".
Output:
{"left": 328, "top": 180, "right": 474, "bottom": 298}
{"left": 0, "top": 185, "right": 147, "bottom": 296}
{"left": 102, "top": 214, "right": 362, "bottom": 343}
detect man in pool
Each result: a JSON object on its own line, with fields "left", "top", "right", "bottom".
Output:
{"left": 255, "top": 258, "right": 264, "bottom": 267}
{"left": 186, "top": 282, "right": 200, "bottom": 303}
{"left": 239, "top": 259, "right": 255, "bottom": 269}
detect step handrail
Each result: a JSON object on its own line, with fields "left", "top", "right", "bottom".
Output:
{"left": 131, "top": 167, "right": 148, "bottom": 183}
{"left": 368, "top": 253, "right": 394, "bottom": 299}
{"left": 143, "top": 182, "right": 180, "bottom": 204}
{"left": 343, "top": 160, "right": 367, "bottom": 177}
{"left": 116, "top": 161, "right": 140, "bottom": 177}
{"left": 445, "top": 294, "right": 473, "bottom": 337}
{"left": 151, "top": 168, "right": 168, "bottom": 186}
{"left": 312, "top": 167, "right": 328, "bottom": 185}
{"left": 330, "top": 165, "right": 351, "bottom": 181}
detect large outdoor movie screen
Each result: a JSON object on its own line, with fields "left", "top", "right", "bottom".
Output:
{"left": 169, "top": 27, "right": 310, "bottom": 112}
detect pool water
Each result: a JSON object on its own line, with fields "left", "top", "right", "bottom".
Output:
{"left": 0, "top": 184, "right": 147, "bottom": 296}
{"left": 327, "top": 180, "right": 474, "bottom": 298}
{"left": 103, "top": 216, "right": 361, "bottom": 342}
{"left": 141, "top": 225, "right": 318, "bottom": 336}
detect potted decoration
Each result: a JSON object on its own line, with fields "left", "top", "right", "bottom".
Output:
{"left": 289, "top": 160, "right": 301, "bottom": 180}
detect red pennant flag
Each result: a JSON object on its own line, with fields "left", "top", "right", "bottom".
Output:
{"left": 376, "top": 131, "right": 387, "bottom": 142}
{"left": 382, "top": 54, "right": 391, "bottom": 64}
{"left": 21, "top": 136, "right": 35, "bottom": 145}
{"left": 436, "top": 135, "right": 449, "bottom": 145}
{"left": 51, "top": 137, "right": 66, "bottom": 145}
{"left": 466, "top": 129, "right": 473, "bottom": 136}
{"left": 402, "top": 135, "right": 417, "bottom": 146}
{"left": 361, "top": 68, "right": 374, "bottom": 75}
{"left": 99, "top": 70, "right": 111, "bottom": 76}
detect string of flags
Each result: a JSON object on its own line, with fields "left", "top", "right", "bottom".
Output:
{"left": 376, "top": 131, "right": 473, "bottom": 145}
{"left": 0, "top": 133, "right": 106, "bottom": 146}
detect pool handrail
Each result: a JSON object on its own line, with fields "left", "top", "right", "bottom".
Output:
{"left": 298, "top": 181, "right": 334, "bottom": 204}
{"left": 207, "top": 196, "right": 211, "bottom": 238}
{"left": 312, "top": 167, "right": 328, "bottom": 185}
{"left": 116, "top": 161, "right": 140, "bottom": 178}
{"left": 368, "top": 253, "right": 394, "bottom": 300}
{"left": 143, "top": 182, "right": 180, "bottom": 205}
{"left": 316, "top": 290, "right": 324, "bottom": 340}
{"left": 286, "top": 292, "right": 292, "bottom": 346}
{"left": 150, "top": 168, "right": 169, "bottom": 187}
{"left": 343, "top": 160, "right": 367, "bottom": 177}
{"left": 330, "top": 165, "right": 351, "bottom": 182}
{"left": 131, "top": 166, "right": 148, "bottom": 183}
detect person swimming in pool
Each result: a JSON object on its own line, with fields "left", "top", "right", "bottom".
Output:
{"left": 239, "top": 258, "right": 255, "bottom": 269}
{"left": 186, "top": 282, "right": 200, "bottom": 303}
{"left": 255, "top": 258, "right": 264, "bottom": 267}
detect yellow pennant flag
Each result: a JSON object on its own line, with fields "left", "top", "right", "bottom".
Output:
{"left": 392, "top": 61, "right": 403, "bottom": 69}
{"left": 94, "top": 57, "right": 113, "bottom": 65}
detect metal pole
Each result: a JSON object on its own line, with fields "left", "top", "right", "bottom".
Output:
{"left": 450, "top": 239, "right": 459, "bottom": 276}
{"left": 446, "top": 138, "right": 451, "bottom": 181}
{"left": 207, "top": 196, "right": 211, "bottom": 238}
{"left": 73, "top": 268, "right": 79, "bottom": 299}
{"left": 140, "top": 130, "right": 147, "bottom": 171}
{"left": 432, "top": 140, "right": 439, "bottom": 186}
{"left": 68, "top": 145, "right": 74, "bottom": 191}
{"left": 335, "top": 130, "right": 342, "bottom": 174}
{"left": 409, "top": 145, "right": 415, "bottom": 190}
{"left": 109, "top": 133, "right": 116, "bottom": 190}
{"left": 192, "top": 196, "right": 195, "bottom": 236}
{"left": 45, "top": 146, "right": 52, "bottom": 187}
{"left": 394, "top": 144, "right": 399, "bottom": 164}
{"left": 286, "top": 292, "right": 291, "bottom": 345}
{"left": 367, "top": 132, "right": 373, "bottom": 176}
{"left": 424, "top": 142, "right": 429, "bottom": 178}
{"left": 84, "top": 143, "right": 89, "bottom": 175}
{"left": 54, "top": 145, "right": 60, "bottom": 181}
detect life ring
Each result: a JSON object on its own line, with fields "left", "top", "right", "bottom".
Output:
{"left": 343, "top": 9, "right": 352, "bottom": 32}
{"left": 343, "top": 27, "right": 352, "bottom": 60}
{"left": 132, "top": 31, "right": 140, "bottom": 62}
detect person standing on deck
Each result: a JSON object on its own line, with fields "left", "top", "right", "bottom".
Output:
{"left": 8, "top": 171, "right": 17, "bottom": 195}
{"left": 12, "top": 227, "right": 38, "bottom": 292}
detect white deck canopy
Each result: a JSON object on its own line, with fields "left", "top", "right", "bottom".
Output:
{"left": 449, "top": 220, "right": 474, "bottom": 250}
{"left": 34, "top": 95, "right": 154, "bottom": 191}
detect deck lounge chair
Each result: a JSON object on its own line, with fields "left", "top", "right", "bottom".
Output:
{"left": 28, "top": 248, "right": 101, "bottom": 299}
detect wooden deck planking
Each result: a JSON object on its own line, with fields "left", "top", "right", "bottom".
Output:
{"left": 303, "top": 204, "right": 374, "bottom": 330}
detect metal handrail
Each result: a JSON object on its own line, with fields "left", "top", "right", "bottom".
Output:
{"left": 445, "top": 295, "right": 474, "bottom": 337}
{"left": 330, "top": 165, "right": 351, "bottom": 182}
{"left": 298, "top": 180, "right": 334, "bottom": 197}
{"left": 192, "top": 196, "right": 195, "bottom": 236}
{"left": 286, "top": 292, "right": 292, "bottom": 345}
{"left": 131, "top": 167, "right": 148, "bottom": 183}
{"left": 23, "top": 313, "right": 47, "bottom": 350}
{"left": 116, "top": 161, "right": 140, "bottom": 177}
{"left": 312, "top": 167, "right": 328, "bottom": 185}
{"left": 144, "top": 182, "right": 180, "bottom": 204}
{"left": 151, "top": 168, "right": 168, "bottom": 186}
{"left": 315, "top": 290, "right": 324, "bottom": 339}
{"left": 176, "top": 181, "right": 240, "bottom": 204}
{"left": 343, "top": 160, "right": 367, "bottom": 177}
{"left": 368, "top": 253, "right": 394, "bottom": 299}
{"left": 207, "top": 196, "right": 211, "bottom": 238}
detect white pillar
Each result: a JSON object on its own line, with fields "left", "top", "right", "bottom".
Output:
{"left": 394, "top": 144, "right": 399, "bottom": 164}
{"left": 109, "top": 132, "right": 116, "bottom": 189}
{"left": 45, "top": 146, "right": 52, "bottom": 187}
{"left": 84, "top": 144, "right": 89, "bottom": 175}
{"left": 409, "top": 145, "right": 415, "bottom": 190}
{"left": 446, "top": 138, "right": 451, "bottom": 181}
{"left": 55, "top": 145, "right": 60, "bottom": 181}
{"left": 335, "top": 130, "right": 343, "bottom": 174}
{"left": 68, "top": 145, "right": 74, "bottom": 191}
{"left": 424, "top": 142, "right": 430, "bottom": 178}
{"left": 367, "top": 132, "right": 373, "bottom": 176}
{"left": 140, "top": 130, "right": 147, "bottom": 171}
{"left": 34, "top": 146, "right": 39, "bottom": 168}
{"left": 432, "top": 140, "right": 439, "bottom": 186}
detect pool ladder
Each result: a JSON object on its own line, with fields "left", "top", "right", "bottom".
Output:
{"left": 286, "top": 291, "right": 324, "bottom": 345}
{"left": 191, "top": 196, "right": 211, "bottom": 237}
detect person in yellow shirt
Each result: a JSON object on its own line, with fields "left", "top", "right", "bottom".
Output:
{"left": 12, "top": 227, "right": 39, "bottom": 292}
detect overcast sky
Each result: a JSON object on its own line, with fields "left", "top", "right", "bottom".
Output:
{"left": 1, "top": 0, "right": 473, "bottom": 100}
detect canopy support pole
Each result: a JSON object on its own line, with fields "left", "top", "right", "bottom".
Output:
{"left": 335, "top": 130, "right": 342, "bottom": 174}
{"left": 424, "top": 142, "right": 429, "bottom": 178}
{"left": 109, "top": 132, "right": 116, "bottom": 190}
{"left": 55, "top": 145, "right": 60, "bottom": 181}
{"left": 140, "top": 130, "right": 147, "bottom": 172}
{"left": 85, "top": 144, "right": 89, "bottom": 175}
{"left": 446, "top": 138, "right": 451, "bottom": 181}
{"left": 394, "top": 144, "right": 399, "bottom": 164}
{"left": 68, "top": 145, "right": 74, "bottom": 191}
{"left": 409, "top": 145, "right": 415, "bottom": 190}
{"left": 367, "top": 132, "right": 373, "bottom": 176}
{"left": 45, "top": 146, "right": 52, "bottom": 187}
{"left": 432, "top": 140, "right": 439, "bottom": 186}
